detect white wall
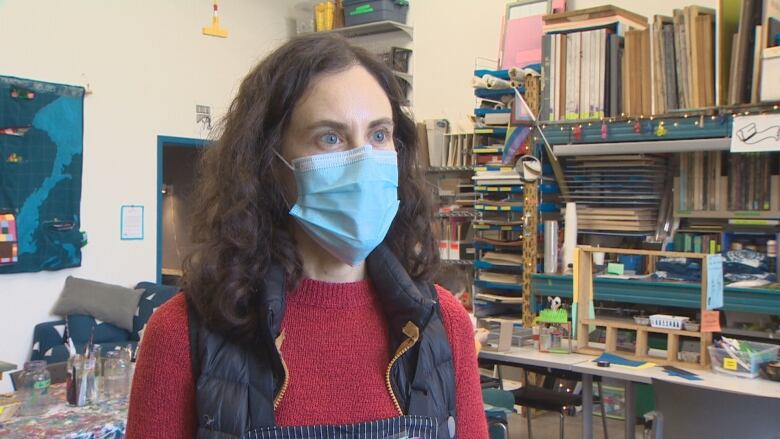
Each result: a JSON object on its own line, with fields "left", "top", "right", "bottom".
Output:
{"left": 411, "top": 0, "right": 509, "bottom": 124}
{"left": 0, "top": 0, "right": 289, "bottom": 391}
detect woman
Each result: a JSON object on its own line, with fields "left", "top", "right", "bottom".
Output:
{"left": 126, "top": 33, "right": 488, "bottom": 439}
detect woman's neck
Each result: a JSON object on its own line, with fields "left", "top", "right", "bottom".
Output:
{"left": 292, "top": 223, "right": 366, "bottom": 282}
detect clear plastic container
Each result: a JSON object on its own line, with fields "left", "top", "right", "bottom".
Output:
{"left": 708, "top": 341, "right": 780, "bottom": 378}
{"left": 17, "top": 360, "right": 51, "bottom": 416}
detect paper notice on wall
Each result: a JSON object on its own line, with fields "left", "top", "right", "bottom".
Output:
{"left": 701, "top": 310, "right": 722, "bottom": 332}
{"left": 121, "top": 205, "right": 144, "bottom": 240}
{"left": 730, "top": 114, "right": 780, "bottom": 152}
{"left": 706, "top": 254, "right": 724, "bottom": 310}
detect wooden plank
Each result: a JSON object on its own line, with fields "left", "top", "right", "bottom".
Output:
{"left": 667, "top": 333, "right": 681, "bottom": 362}
{"left": 576, "top": 248, "right": 593, "bottom": 351}
{"left": 578, "top": 246, "right": 707, "bottom": 259}
{"left": 605, "top": 326, "right": 618, "bottom": 352}
{"left": 577, "top": 347, "right": 708, "bottom": 369}
{"left": 581, "top": 318, "right": 703, "bottom": 337}
{"left": 636, "top": 328, "right": 649, "bottom": 357}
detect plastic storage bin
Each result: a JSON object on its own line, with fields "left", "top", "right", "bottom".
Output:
{"left": 649, "top": 314, "right": 689, "bottom": 330}
{"left": 707, "top": 341, "right": 780, "bottom": 378}
{"left": 343, "top": 0, "right": 409, "bottom": 27}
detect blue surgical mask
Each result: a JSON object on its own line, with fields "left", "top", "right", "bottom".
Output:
{"left": 275, "top": 145, "right": 400, "bottom": 266}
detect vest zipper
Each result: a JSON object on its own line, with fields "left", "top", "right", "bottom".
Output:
{"left": 273, "top": 330, "right": 290, "bottom": 409}
{"left": 385, "top": 321, "right": 420, "bottom": 416}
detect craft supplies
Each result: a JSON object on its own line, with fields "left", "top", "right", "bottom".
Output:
{"left": 708, "top": 338, "right": 780, "bottom": 378}
{"left": 662, "top": 365, "right": 702, "bottom": 381}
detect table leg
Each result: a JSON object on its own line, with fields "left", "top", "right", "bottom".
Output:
{"left": 582, "top": 373, "right": 593, "bottom": 439}
{"left": 625, "top": 381, "right": 635, "bottom": 439}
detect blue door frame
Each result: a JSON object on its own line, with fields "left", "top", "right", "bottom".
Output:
{"left": 156, "top": 135, "right": 207, "bottom": 283}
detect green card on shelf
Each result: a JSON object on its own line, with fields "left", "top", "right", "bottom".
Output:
{"left": 607, "top": 263, "right": 624, "bottom": 275}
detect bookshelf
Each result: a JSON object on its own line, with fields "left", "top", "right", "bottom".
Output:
{"left": 575, "top": 247, "right": 713, "bottom": 368}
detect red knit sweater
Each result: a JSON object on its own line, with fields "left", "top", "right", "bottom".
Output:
{"left": 126, "top": 279, "right": 488, "bottom": 438}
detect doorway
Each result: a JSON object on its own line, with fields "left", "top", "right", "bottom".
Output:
{"left": 156, "top": 136, "right": 206, "bottom": 284}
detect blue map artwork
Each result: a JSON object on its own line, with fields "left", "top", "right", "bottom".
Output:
{"left": 0, "top": 75, "right": 84, "bottom": 274}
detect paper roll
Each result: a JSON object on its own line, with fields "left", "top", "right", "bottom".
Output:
{"left": 562, "top": 202, "right": 577, "bottom": 272}
{"left": 483, "top": 74, "right": 513, "bottom": 89}
{"left": 471, "top": 76, "right": 488, "bottom": 89}
{"left": 544, "top": 220, "right": 559, "bottom": 274}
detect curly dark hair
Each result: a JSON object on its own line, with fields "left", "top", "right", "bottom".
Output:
{"left": 182, "top": 33, "right": 439, "bottom": 343}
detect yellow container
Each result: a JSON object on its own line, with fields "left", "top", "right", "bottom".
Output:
{"left": 314, "top": 3, "right": 326, "bottom": 32}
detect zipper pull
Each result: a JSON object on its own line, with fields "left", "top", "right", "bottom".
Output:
{"left": 402, "top": 321, "right": 419, "bottom": 342}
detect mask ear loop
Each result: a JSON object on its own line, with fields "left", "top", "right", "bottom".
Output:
{"left": 272, "top": 149, "right": 295, "bottom": 210}
{"left": 272, "top": 149, "right": 295, "bottom": 171}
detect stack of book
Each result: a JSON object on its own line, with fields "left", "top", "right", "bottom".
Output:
{"left": 678, "top": 151, "right": 723, "bottom": 211}
{"left": 728, "top": 153, "right": 773, "bottom": 211}
{"left": 441, "top": 133, "right": 473, "bottom": 167}
{"left": 540, "top": 5, "right": 648, "bottom": 120}
{"left": 673, "top": 231, "right": 722, "bottom": 254}
{"left": 540, "top": 2, "right": 780, "bottom": 118}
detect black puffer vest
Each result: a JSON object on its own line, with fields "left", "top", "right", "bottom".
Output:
{"left": 187, "top": 244, "right": 458, "bottom": 438}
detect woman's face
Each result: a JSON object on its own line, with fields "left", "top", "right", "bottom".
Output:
{"left": 280, "top": 64, "right": 396, "bottom": 163}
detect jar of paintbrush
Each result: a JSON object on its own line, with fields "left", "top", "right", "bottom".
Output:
{"left": 66, "top": 352, "right": 96, "bottom": 406}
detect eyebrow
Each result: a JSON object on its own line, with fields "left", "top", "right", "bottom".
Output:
{"left": 305, "top": 117, "right": 394, "bottom": 131}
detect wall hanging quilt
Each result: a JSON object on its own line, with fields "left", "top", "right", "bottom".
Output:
{"left": 0, "top": 75, "right": 84, "bottom": 274}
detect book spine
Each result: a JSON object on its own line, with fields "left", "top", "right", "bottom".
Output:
{"left": 663, "top": 25, "right": 679, "bottom": 110}
{"left": 608, "top": 34, "right": 618, "bottom": 117}
{"left": 541, "top": 34, "right": 552, "bottom": 122}
{"left": 580, "top": 30, "right": 591, "bottom": 119}
{"left": 565, "top": 33, "right": 577, "bottom": 120}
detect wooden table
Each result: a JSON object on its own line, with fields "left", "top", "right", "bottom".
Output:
{"left": 479, "top": 346, "right": 780, "bottom": 439}
{"left": 0, "top": 383, "right": 127, "bottom": 438}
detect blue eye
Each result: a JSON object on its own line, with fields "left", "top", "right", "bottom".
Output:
{"left": 321, "top": 133, "right": 341, "bottom": 145}
{"left": 372, "top": 130, "right": 387, "bottom": 143}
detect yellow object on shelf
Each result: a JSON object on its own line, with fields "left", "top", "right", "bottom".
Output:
{"left": 314, "top": 2, "right": 343, "bottom": 32}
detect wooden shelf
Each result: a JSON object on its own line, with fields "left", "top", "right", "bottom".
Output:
{"left": 574, "top": 246, "right": 712, "bottom": 369}
{"left": 576, "top": 347, "right": 707, "bottom": 369}
{"left": 426, "top": 166, "right": 473, "bottom": 173}
{"left": 325, "top": 20, "right": 413, "bottom": 38}
{"left": 675, "top": 210, "right": 780, "bottom": 220}
{"left": 578, "top": 245, "right": 706, "bottom": 259}
{"left": 582, "top": 318, "right": 703, "bottom": 338}
{"left": 555, "top": 138, "right": 730, "bottom": 156}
